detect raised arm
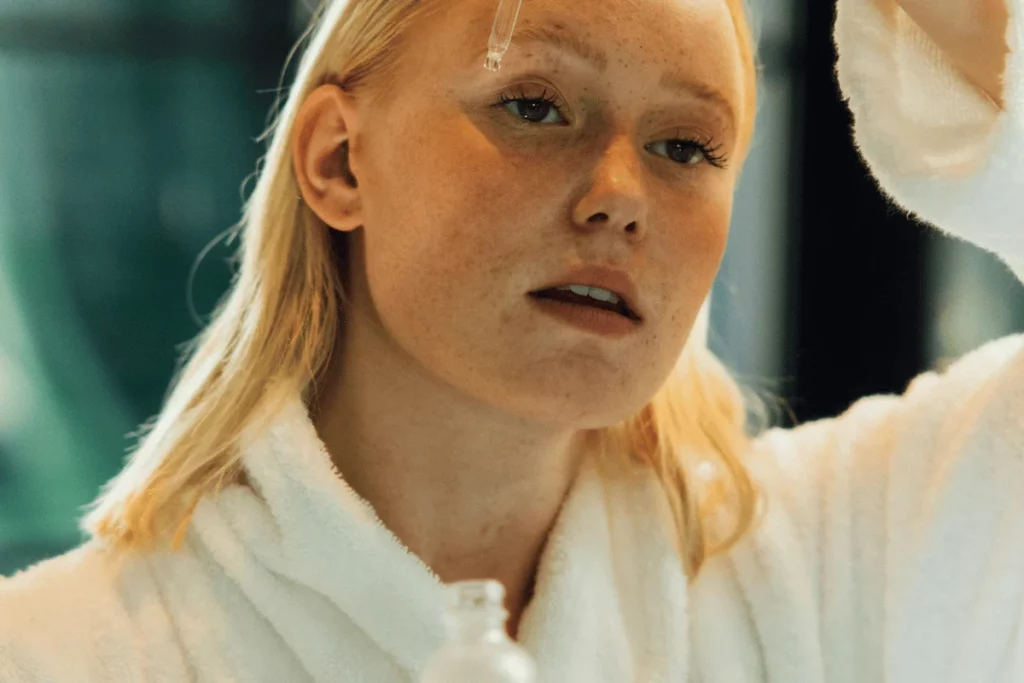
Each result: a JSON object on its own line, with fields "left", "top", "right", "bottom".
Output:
{"left": 691, "top": 4, "right": 1024, "bottom": 682}
{"left": 836, "top": 0, "right": 1024, "bottom": 278}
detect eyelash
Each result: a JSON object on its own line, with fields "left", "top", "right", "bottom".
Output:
{"left": 496, "top": 87, "right": 730, "bottom": 170}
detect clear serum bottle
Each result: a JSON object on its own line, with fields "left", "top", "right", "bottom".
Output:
{"left": 419, "top": 580, "right": 538, "bottom": 683}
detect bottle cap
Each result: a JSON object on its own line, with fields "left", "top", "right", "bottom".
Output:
{"left": 446, "top": 579, "right": 506, "bottom": 611}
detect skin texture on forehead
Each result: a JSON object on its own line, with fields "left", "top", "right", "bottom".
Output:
{"left": 404, "top": 0, "right": 745, "bottom": 128}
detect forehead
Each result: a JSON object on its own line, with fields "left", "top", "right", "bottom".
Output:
{"left": 412, "top": 0, "right": 745, "bottom": 112}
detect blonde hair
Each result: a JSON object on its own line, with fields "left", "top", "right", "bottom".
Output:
{"left": 83, "top": 0, "right": 764, "bottom": 579}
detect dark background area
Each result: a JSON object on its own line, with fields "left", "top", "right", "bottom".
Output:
{"left": 1, "top": 0, "right": 1021, "bottom": 575}
{"left": 786, "top": 0, "right": 933, "bottom": 421}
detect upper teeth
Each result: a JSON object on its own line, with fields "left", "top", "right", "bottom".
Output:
{"left": 555, "top": 284, "right": 623, "bottom": 305}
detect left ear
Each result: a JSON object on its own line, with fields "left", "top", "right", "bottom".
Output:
{"left": 292, "top": 84, "right": 366, "bottom": 232}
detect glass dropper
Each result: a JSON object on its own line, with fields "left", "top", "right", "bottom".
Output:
{"left": 484, "top": 0, "right": 524, "bottom": 71}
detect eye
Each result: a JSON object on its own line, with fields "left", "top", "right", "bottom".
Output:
{"left": 498, "top": 88, "right": 567, "bottom": 125}
{"left": 495, "top": 89, "right": 730, "bottom": 169}
{"left": 646, "top": 138, "right": 729, "bottom": 169}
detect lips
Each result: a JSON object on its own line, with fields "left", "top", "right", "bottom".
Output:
{"left": 529, "top": 265, "right": 644, "bottom": 323}
{"left": 531, "top": 288, "right": 641, "bottom": 321}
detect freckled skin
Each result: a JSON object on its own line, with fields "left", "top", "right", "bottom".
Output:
{"left": 342, "top": 0, "right": 746, "bottom": 428}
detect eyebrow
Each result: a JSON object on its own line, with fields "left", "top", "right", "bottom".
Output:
{"left": 507, "top": 25, "right": 737, "bottom": 128}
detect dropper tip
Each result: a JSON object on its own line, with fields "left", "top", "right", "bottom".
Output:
{"left": 484, "top": 51, "right": 503, "bottom": 71}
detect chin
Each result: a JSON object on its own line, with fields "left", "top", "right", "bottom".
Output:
{"left": 452, "top": 349, "right": 673, "bottom": 430}
{"left": 506, "top": 386, "right": 655, "bottom": 431}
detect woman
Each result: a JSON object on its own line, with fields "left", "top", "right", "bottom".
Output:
{"left": 1, "top": 0, "right": 1021, "bottom": 680}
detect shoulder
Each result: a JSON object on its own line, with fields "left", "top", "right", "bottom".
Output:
{"left": 733, "top": 335, "right": 1024, "bottom": 681}
{"left": 758, "top": 333, "right": 1024, "bottom": 467}
{"left": 748, "top": 332, "right": 1024, "bottom": 568}
{"left": 0, "top": 542, "right": 153, "bottom": 682}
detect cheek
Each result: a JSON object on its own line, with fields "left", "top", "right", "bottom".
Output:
{"left": 358, "top": 117, "right": 553, "bottom": 329}
{"left": 663, "top": 184, "right": 733, "bottom": 287}
{"left": 648, "top": 183, "right": 733, "bottom": 346}
{"left": 368, "top": 116, "right": 557, "bottom": 277}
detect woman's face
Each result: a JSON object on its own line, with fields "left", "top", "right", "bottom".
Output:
{"left": 341, "top": 0, "right": 746, "bottom": 428}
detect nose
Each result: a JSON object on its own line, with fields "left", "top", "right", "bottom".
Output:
{"left": 570, "top": 134, "right": 648, "bottom": 240}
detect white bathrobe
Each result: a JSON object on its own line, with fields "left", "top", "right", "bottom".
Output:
{"left": 2, "top": 1, "right": 1023, "bottom": 681}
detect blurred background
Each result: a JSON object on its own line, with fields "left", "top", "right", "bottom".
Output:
{"left": 1, "top": 0, "right": 1021, "bottom": 575}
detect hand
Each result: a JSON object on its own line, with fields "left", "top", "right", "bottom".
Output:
{"left": 890, "top": 0, "right": 1010, "bottom": 108}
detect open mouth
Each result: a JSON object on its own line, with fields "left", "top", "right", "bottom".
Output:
{"left": 530, "top": 287, "right": 642, "bottom": 323}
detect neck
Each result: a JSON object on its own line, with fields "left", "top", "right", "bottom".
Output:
{"left": 311, "top": 307, "right": 588, "bottom": 639}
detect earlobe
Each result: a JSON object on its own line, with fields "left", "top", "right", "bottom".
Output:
{"left": 292, "top": 84, "right": 364, "bottom": 232}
